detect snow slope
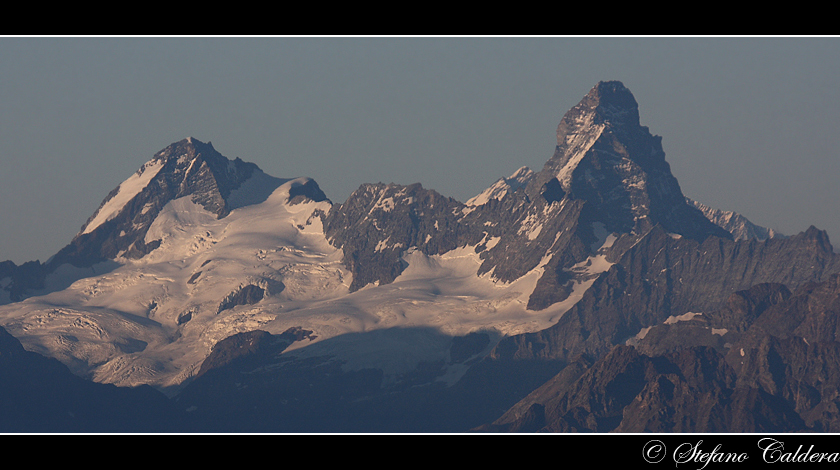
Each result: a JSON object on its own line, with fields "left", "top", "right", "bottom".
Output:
{"left": 0, "top": 176, "right": 341, "bottom": 390}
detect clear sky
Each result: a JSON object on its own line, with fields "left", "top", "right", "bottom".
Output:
{"left": 2, "top": 36, "right": 839, "bottom": 264}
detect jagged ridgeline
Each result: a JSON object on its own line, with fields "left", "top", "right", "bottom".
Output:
{"left": 2, "top": 81, "right": 839, "bottom": 433}
{"left": 324, "top": 80, "right": 732, "bottom": 310}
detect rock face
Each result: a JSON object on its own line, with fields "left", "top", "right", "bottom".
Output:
{"left": 0, "top": 260, "right": 44, "bottom": 303}
{"left": 323, "top": 182, "right": 488, "bottom": 292}
{"left": 484, "top": 344, "right": 806, "bottom": 433}
{"left": 523, "top": 81, "right": 730, "bottom": 242}
{"left": 491, "top": 225, "right": 840, "bottom": 364}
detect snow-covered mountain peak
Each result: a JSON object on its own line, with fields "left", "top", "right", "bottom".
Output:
{"left": 0, "top": 174, "right": 341, "bottom": 389}
{"left": 47, "top": 138, "right": 330, "bottom": 288}
{"left": 78, "top": 137, "right": 243, "bottom": 236}
{"left": 508, "top": 166, "right": 534, "bottom": 181}
{"left": 466, "top": 166, "right": 534, "bottom": 206}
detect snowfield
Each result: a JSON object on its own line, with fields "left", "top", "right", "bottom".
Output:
{"left": 0, "top": 172, "right": 613, "bottom": 394}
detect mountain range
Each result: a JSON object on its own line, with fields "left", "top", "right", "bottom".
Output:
{"left": 2, "top": 81, "right": 838, "bottom": 433}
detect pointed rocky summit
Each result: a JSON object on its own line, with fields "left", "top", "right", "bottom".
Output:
{"left": 524, "top": 80, "right": 730, "bottom": 241}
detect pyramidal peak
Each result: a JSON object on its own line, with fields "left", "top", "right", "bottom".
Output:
{"left": 517, "top": 80, "right": 730, "bottom": 242}
{"left": 547, "top": 81, "right": 644, "bottom": 188}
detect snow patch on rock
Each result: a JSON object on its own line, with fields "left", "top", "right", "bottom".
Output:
{"left": 82, "top": 159, "right": 164, "bottom": 235}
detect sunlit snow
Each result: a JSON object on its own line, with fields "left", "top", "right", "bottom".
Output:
{"left": 0, "top": 172, "right": 619, "bottom": 393}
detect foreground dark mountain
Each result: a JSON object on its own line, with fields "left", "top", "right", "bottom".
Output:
{"left": 2, "top": 81, "right": 838, "bottom": 433}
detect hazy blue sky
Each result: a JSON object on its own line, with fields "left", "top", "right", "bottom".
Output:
{"left": 2, "top": 36, "right": 839, "bottom": 264}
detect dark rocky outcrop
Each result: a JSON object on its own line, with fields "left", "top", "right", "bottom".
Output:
{"left": 0, "top": 259, "right": 46, "bottom": 303}
{"left": 490, "top": 224, "right": 840, "bottom": 366}
{"left": 286, "top": 177, "right": 329, "bottom": 205}
{"left": 193, "top": 327, "right": 316, "bottom": 379}
{"left": 323, "top": 182, "right": 491, "bottom": 292}
{"left": 449, "top": 332, "right": 491, "bottom": 364}
{"left": 216, "top": 284, "right": 265, "bottom": 313}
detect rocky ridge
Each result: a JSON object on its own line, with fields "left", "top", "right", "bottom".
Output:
{"left": 687, "top": 197, "right": 785, "bottom": 241}
{"left": 482, "top": 273, "right": 840, "bottom": 432}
